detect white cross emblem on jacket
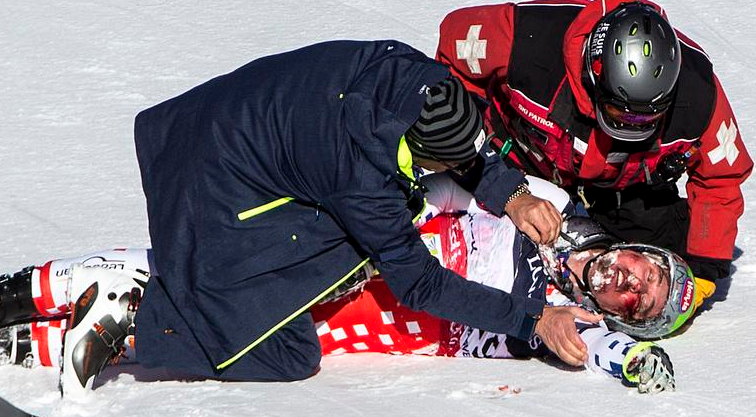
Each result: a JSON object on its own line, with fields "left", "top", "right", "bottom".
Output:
{"left": 708, "top": 119, "right": 740, "bottom": 166}
{"left": 456, "top": 25, "right": 487, "bottom": 74}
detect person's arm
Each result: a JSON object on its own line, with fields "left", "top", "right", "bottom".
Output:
{"left": 419, "top": 172, "right": 486, "bottom": 222}
{"left": 421, "top": 173, "right": 571, "bottom": 217}
{"left": 323, "top": 185, "right": 544, "bottom": 339}
{"left": 576, "top": 321, "right": 675, "bottom": 393}
{"left": 685, "top": 74, "right": 753, "bottom": 283}
{"left": 443, "top": 140, "right": 562, "bottom": 244}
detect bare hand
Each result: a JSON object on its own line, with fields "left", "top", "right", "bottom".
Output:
{"left": 534, "top": 306, "right": 603, "bottom": 366}
{"left": 505, "top": 193, "right": 562, "bottom": 244}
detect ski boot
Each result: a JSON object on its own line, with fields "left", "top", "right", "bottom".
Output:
{"left": 59, "top": 264, "right": 148, "bottom": 397}
{"left": 0, "top": 324, "right": 33, "bottom": 368}
{"left": 0, "top": 267, "right": 41, "bottom": 328}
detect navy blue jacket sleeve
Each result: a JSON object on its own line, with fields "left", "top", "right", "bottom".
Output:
{"left": 450, "top": 141, "right": 526, "bottom": 217}
{"left": 323, "top": 184, "right": 544, "bottom": 338}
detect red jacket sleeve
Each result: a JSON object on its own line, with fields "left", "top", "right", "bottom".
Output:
{"left": 686, "top": 74, "right": 753, "bottom": 265}
{"left": 436, "top": 4, "right": 516, "bottom": 98}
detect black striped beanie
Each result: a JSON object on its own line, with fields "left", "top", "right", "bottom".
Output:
{"left": 405, "top": 77, "right": 483, "bottom": 162}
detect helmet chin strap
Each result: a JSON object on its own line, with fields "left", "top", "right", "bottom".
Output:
{"left": 538, "top": 216, "right": 623, "bottom": 314}
{"left": 576, "top": 251, "right": 608, "bottom": 313}
{"left": 546, "top": 246, "right": 604, "bottom": 314}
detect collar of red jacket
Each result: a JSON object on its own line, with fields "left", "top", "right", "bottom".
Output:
{"left": 562, "top": 0, "right": 668, "bottom": 118}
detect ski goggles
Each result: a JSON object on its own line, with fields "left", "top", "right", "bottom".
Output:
{"left": 600, "top": 101, "right": 666, "bottom": 129}
{"left": 596, "top": 102, "right": 665, "bottom": 142}
{"left": 594, "top": 90, "right": 672, "bottom": 142}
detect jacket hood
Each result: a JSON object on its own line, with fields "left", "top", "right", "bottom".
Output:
{"left": 562, "top": 0, "right": 667, "bottom": 118}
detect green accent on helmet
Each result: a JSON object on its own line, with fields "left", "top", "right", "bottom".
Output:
{"left": 628, "top": 62, "right": 638, "bottom": 76}
{"left": 615, "top": 41, "right": 622, "bottom": 55}
{"left": 643, "top": 41, "right": 652, "bottom": 56}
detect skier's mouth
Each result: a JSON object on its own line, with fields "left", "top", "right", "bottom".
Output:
{"left": 621, "top": 292, "right": 640, "bottom": 317}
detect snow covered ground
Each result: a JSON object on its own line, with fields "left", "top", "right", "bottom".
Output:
{"left": 1, "top": 1, "right": 754, "bottom": 416}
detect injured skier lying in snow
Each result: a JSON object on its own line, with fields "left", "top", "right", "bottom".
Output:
{"left": 0, "top": 175, "right": 692, "bottom": 395}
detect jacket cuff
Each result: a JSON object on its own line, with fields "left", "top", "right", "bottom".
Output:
{"left": 512, "top": 297, "right": 545, "bottom": 341}
{"left": 471, "top": 142, "right": 526, "bottom": 217}
{"left": 684, "top": 253, "right": 731, "bottom": 281}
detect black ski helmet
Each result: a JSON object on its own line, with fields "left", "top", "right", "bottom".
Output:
{"left": 585, "top": 2, "right": 681, "bottom": 141}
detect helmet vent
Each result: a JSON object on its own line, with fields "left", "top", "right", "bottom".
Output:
{"left": 628, "top": 62, "right": 638, "bottom": 77}
{"left": 653, "top": 65, "right": 663, "bottom": 78}
{"left": 670, "top": 46, "right": 676, "bottom": 61}
{"left": 629, "top": 23, "right": 639, "bottom": 36}
{"left": 617, "top": 86, "right": 629, "bottom": 99}
{"left": 643, "top": 41, "right": 652, "bottom": 57}
{"left": 657, "top": 23, "right": 667, "bottom": 39}
{"left": 614, "top": 40, "right": 622, "bottom": 55}
{"left": 643, "top": 15, "right": 651, "bottom": 34}
{"left": 652, "top": 91, "right": 665, "bottom": 102}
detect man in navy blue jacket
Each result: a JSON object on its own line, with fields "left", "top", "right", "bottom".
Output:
{"left": 59, "top": 40, "right": 601, "bottom": 394}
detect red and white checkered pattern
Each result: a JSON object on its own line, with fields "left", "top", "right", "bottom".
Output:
{"left": 312, "top": 278, "right": 445, "bottom": 355}
{"left": 30, "top": 319, "right": 66, "bottom": 368}
{"left": 311, "top": 215, "right": 467, "bottom": 357}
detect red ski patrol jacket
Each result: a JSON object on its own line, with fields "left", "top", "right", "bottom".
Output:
{"left": 436, "top": 0, "right": 752, "bottom": 277}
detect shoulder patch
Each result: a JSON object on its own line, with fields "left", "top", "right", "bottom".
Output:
{"left": 707, "top": 118, "right": 740, "bottom": 166}
{"left": 455, "top": 25, "right": 488, "bottom": 74}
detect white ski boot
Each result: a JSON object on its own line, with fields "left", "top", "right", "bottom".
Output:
{"left": 60, "top": 264, "right": 148, "bottom": 397}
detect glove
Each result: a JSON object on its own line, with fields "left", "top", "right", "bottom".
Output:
{"left": 623, "top": 342, "right": 675, "bottom": 394}
{"left": 693, "top": 277, "right": 716, "bottom": 310}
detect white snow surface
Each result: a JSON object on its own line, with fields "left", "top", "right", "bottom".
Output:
{"left": 1, "top": 1, "right": 755, "bottom": 416}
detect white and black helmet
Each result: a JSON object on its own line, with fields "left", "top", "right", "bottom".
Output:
{"left": 585, "top": 2, "right": 681, "bottom": 142}
{"left": 540, "top": 216, "right": 697, "bottom": 339}
{"left": 598, "top": 243, "right": 697, "bottom": 339}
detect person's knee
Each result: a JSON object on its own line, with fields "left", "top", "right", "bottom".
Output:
{"left": 250, "top": 314, "right": 323, "bottom": 381}
{"left": 276, "top": 352, "right": 321, "bottom": 381}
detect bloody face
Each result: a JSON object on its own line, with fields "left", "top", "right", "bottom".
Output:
{"left": 585, "top": 249, "right": 670, "bottom": 322}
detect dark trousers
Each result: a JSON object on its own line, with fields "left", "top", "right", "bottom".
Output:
{"left": 585, "top": 185, "right": 690, "bottom": 256}
{"left": 214, "top": 312, "right": 323, "bottom": 382}
{"left": 136, "top": 280, "right": 323, "bottom": 383}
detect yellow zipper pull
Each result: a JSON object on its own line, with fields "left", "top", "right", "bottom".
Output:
{"left": 577, "top": 185, "right": 591, "bottom": 209}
